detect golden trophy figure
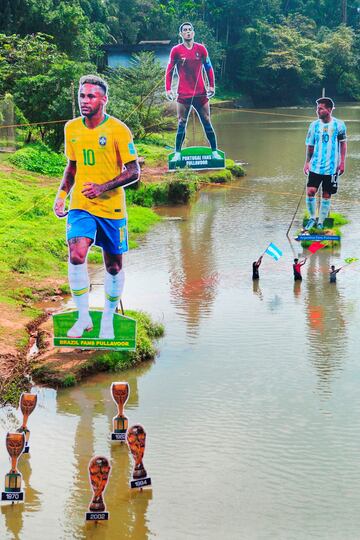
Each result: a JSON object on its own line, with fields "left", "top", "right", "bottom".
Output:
{"left": 17, "top": 392, "right": 37, "bottom": 454}
{"left": 127, "top": 424, "right": 152, "bottom": 489}
{"left": 85, "top": 456, "right": 111, "bottom": 521}
{"left": 110, "top": 382, "right": 129, "bottom": 441}
{"left": 1, "top": 432, "right": 25, "bottom": 502}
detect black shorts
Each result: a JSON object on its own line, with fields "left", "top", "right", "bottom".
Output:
{"left": 307, "top": 171, "right": 338, "bottom": 194}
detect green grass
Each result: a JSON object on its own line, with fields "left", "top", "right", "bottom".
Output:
{"left": 0, "top": 172, "right": 68, "bottom": 303}
{"left": 135, "top": 141, "right": 170, "bottom": 166}
{"left": 1, "top": 376, "right": 31, "bottom": 406}
{"left": 0, "top": 167, "right": 161, "bottom": 307}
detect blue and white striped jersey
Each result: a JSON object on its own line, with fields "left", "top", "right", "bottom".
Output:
{"left": 305, "top": 117, "right": 346, "bottom": 175}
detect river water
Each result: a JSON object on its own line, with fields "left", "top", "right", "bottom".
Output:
{"left": 1, "top": 105, "right": 360, "bottom": 539}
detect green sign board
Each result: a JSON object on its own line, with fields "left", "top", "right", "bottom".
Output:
{"left": 168, "top": 146, "right": 225, "bottom": 171}
{"left": 53, "top": 310, "right": 136, "bottom": 351}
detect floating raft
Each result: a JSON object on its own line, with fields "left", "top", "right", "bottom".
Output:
{"left": 295, "top": 215, "right": 345, "bottom": 247}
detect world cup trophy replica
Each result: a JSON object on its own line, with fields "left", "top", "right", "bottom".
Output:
{"left": 17, "top": 393, "right": 37, "bottom": 454}
{"left": 110, "top": 382, "right": 129, "bottom": 441}
{"left": 127, "top": 424, "right": 151, "bottom": 489}
{"left": 1, "top": 432, "right": 25, "bottom": 502}
{"left": 85, "top": 456, "right": 111, "bottom": 521}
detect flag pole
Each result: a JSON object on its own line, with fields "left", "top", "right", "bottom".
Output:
{"left": 261, "top": 243, "right": 271, "bottom": 257}
{"left": 286, "top": 184, "right": 306, "bottom": 238}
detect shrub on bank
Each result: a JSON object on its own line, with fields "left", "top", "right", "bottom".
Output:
{"left": 226, "top": 158, "right": 245, "bottom": 177}
{"left": 9, "top": 143, "right": 66, "bottom": 176}
{"left": 204, "top": 169, "right": 232, "bottom": 183}
{"left": 126, "top": 173, "right": 200, "bottom": 206}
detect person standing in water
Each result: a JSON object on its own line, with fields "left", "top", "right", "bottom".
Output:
{"left": 293, "top": 257, "right": 307, "bottom": 281}
{"left": 329, "top": 265, "right": 341, "bottom": 283}
{"left": 252, "top": 256, "right": 263, "bottom": 280}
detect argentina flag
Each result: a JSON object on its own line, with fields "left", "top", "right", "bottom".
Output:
{"left": 265, "top": 243, "right": 283, "bottom": 261}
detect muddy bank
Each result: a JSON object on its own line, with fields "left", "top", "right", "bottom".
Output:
{"left": 0, "top": 293, "right": 164, "bottom": 405}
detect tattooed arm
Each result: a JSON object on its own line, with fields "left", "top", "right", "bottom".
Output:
{"left": 81, "top": 160, "right": 140, "bottom": 200}
{"left": 54, "top": 160, "right": 76, "bottom": 218}
{"left": 303, "top": 146, "right": 314, "bottom": 175}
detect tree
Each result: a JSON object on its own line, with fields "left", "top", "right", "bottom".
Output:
{"left": 320, "top": 25, "right": 360, "bottom": 99}
{"left": 230, "top": 20, "right": 323, "bottom": 104}
{"left": 107, "top": 52, "right": 173, "bottom": 138}
{"left": 13, "top": 59, "right": 95, "bottom": 149}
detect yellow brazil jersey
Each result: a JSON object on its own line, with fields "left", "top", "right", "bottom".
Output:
{"left": 65, "top": 114, "right": 137, "bottom": 219}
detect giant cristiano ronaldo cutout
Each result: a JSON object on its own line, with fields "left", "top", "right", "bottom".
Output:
{"left": 165, "top": 22, "right": 225, "bottom": 170}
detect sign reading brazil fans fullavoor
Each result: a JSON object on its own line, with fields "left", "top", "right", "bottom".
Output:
{"left": 53, "top": 310, "right": 136, "bottom": 350}
{"left": 168, "top": 146, "right": 225, "bottom": 171}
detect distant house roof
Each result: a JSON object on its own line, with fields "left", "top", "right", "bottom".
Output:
{"left": 105, "top": 41, "right": 173, "bottom": 69}
{"left": 105, "top": 41, "right": 172, "bottom": 54}
{"left": 138, "top": 40, "right": 171, "bottom": 45}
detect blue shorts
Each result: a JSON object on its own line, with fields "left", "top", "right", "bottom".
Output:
{"left": 67, "top": 210, "right": 128, "bottom": 255}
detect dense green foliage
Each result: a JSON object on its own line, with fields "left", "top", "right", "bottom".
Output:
{"left": 107, "top": 52, "right": 174, "bottom": 139}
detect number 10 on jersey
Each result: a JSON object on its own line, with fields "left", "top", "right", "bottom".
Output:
{"left": 83, "top": 149, "right": 95, "bottom": 166}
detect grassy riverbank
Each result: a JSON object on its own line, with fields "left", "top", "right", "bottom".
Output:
{"left": 0, "top": 158, "right": 162, "bottom": 402}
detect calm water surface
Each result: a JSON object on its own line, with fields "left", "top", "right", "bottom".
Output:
{"left": 1, "top": 105, "right": 360, "bottom": 539}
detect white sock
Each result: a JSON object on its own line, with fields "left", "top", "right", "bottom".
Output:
{"left": 306, "top": 197, "right": 316, "bottom": 219}
{"left": 319, "top": 198, "right": 331, "bottom": 224}
{"left": 104, "top": 269, "right": 124, "bottom": 316}
{"left": 68, "top": 262, "right": 90, "bottom": 319}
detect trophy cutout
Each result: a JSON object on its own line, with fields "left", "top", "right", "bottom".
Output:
{"left": 127, "top": 425, "right": 152, "bottom": 489}
{"left": 85, "top": 456, "right": 111, "bottom": 521}
{"left": 110, "top": 382, "right": 129, "bottom": 441}
{"left": 1, "top": 432, "right": 25, "bottom": 502}
{"left": 17, "top": 393, "right": 37, "bottom": 454}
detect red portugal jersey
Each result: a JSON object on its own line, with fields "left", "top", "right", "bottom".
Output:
{"left": 165, "top": 42, "right": 215, "bottom": 99}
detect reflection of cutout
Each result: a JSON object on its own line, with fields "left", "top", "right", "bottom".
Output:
{"left": 17, "top": 393, "right": 37, "bottom": 454}
{"left": 53, "top": 309, "right": 136, "bottom": 350}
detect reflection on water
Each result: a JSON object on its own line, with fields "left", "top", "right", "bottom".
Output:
{"left": 1, "top": 105, "right": 360, "bottom": 539}
{"left": 304, "top": 253, "right": 347, "bottom": 398}
{"left": 168, "top": 192, "right": 222, "bottom": 338}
